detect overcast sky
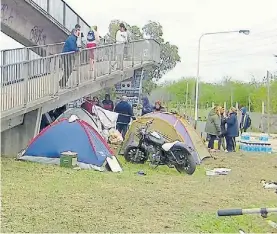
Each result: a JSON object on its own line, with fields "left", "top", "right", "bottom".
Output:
{"left": 1, "top": 0, "right": 276, "bottom": 83}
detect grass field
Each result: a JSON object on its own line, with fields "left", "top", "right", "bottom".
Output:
{"left": 1, "top": 152, "right": 277, "bottom": 233}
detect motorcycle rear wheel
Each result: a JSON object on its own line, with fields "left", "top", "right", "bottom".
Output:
{"left": 174, "top": 151, "right": 196, "bottom": 175}
{"left": 124, "top": 146, "right": 148, "bottom": 164}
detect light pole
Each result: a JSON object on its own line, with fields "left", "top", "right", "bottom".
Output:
{"left": 194, "top": 29, "right": 250, "bottom": 129}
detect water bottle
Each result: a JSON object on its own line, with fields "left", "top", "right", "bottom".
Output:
{"left": 261, "top": 144, "right": 266, "bottom": 152}
{"left": 253, "top": 144, "right": 257, "bottom": 152}
{"left": 257, "top": 144, "right": 260, "bottom": 152}
{"left": 268, "top": 145, "right": 272, "bottom": 154}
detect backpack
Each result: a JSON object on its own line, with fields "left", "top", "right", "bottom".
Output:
{"left": 87, "top": 30, "right": 95, "bottom": 42}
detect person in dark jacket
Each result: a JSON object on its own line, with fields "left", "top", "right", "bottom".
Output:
{"left": 141, "top": 96, "right": 152, "bottom": 116}
{"left": 102, "top": 94, "right": 114, "bottom": 111}
{"left": 240, "top": 106, "right": 251, "bottom": 134}
{"left": 59, "top": 29, "right": 79, "bottom": 88}
{"left": 218, "top": 107, "right": 227, "bottom": 151}
{"left": 114, "top": 96, "right": 134, "bottom": 138}
{"left": 205, "top": 106, "right": 221, "bottom": 152}
{"left": 225, "top": 107, "right": 239, "bottom": 152}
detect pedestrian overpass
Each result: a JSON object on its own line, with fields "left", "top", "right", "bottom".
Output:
{"left": 1, "top": 0, "right": 160, "bottom": 155}
{"left": 1, "top": 40, "right": 160, "bottom": 155}
{"left": 1, "top": 0, "right": 91, "bottom": 54}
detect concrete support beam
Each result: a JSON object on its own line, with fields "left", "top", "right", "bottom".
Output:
{"left": 1, "top": 108, "right": 42, "bottom": 156}
{"left": 1, "top": 0, "right": 68, "bottom": 48}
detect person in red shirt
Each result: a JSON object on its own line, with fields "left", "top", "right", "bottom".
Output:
{"left": 102, "top": 94, "right": 114, "bottom": 111}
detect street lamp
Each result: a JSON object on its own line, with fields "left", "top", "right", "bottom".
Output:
{"left": 194, "top": 29, "right": 250, "bottom": 129}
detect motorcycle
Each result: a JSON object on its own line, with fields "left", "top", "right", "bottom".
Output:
{"left": 123, "top": 119, "right": 197, "bottom": 175}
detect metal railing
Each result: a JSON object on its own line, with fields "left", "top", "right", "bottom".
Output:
{"left": 1, "top": 39, "right": 160, "bottom": 112}
{"left": 30, "top": 0, "right": 90, "bottom": 38}
{"left": 0, "top": 43, "right": 64, "bottom": 66}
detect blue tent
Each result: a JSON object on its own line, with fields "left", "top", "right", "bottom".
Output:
{"left": 19, "top": 118, "right": 114, "bottom": 170}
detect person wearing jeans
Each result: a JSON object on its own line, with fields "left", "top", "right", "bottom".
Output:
{"left": 218, "top": 107, "right": 227, "bottom": 151}
{"left": 114, "top": 96, "right": 134, "bottom": 139}
{"left": 205, "top": 106, "right": 221, "bottom": 152}
{"left": 59, "top": 29, "right": 79, "bottom": 88}
{"left": 225, "top": 107, "right": 239, "bottom": 152}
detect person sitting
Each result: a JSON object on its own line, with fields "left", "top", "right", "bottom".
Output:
{"left": 141, "top": 97, "right": 152, "bottom": 116}
{"left": 114, "top": 96, "right": 134, "bottom": 138}
{"left": 153, "top": 100, "right": 165, "bottom": 112}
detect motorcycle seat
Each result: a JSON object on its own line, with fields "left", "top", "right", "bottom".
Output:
{"left": 162, "top": 141, "right": 180, "bottom": 151}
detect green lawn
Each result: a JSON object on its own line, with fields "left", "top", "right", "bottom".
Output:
{"left": 1, "top": 153, "right": 277, "bottom": 233}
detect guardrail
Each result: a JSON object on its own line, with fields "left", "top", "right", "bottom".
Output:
{"left": 30, "top": 0, "right": 90, "bottom": 38}
{"left": 0, "top": 43, "right": 64, "bottom": 66}
{"left": 1, "top": 39, "right": 160, "bottom": 112}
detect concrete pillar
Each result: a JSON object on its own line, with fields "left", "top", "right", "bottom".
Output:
{"left": 1, "top": 108, "right": 42, "bottom": 156}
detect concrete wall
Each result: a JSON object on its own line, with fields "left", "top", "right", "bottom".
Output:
{"left": 1, "top": 108, "right": 41, "bottom": 156}
{"left": 1, "top": 0, "right": 68, "bottom": 48}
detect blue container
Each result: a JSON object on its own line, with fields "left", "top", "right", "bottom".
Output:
{"left": 259, "top": 134, "right": 269, "bottom": 142}
{"left": 261, "top": 144, "right": 266, "bottom": 152}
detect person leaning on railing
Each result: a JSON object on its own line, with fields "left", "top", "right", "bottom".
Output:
{"left": 115, "top": 23, "right": 128, "bottom": 70}
{"left": 59, "top": 29, "right": 80, "bottom": 88}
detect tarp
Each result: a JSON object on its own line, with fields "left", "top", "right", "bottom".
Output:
{"left": 121, "top": 112, "right": 211, "bottom": 164}
{"left": 19, "top": 118, "right": 118, "bottom": 170}
{"left": 56, "top": 108, "right": 101, "bottom": 134}
{"left": 91, "top": 105, "right": 119, "bottom": 130}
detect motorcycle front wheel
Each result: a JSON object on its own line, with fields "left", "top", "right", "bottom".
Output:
{"left": 174, "top": 150, "right": 196, "bottom": 175}
{"left": 124, "top": 146, "right": 148, "bottom": 164}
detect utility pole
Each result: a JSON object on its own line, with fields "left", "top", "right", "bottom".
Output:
{"left": 248, "top": 96, "right": 251, "bottom": 112}
{"left": 266, "top": 71, "right": 271, "bottom": 135}
{"left": 185, "top": 82, "right": 189, "bottom": 111}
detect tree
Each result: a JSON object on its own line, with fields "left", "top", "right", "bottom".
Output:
{"left": 142, "top": 79, "right": 157, "bottom": 95}
{"left": 105, "top": 20, "right": 181, "bottom": 80}
{"left": 142, "top": 21, "right": 181, "bottom": 80}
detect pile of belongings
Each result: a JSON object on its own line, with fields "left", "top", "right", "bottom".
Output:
{"left": 108, "top": 129, "right": 123, "bottom": 145}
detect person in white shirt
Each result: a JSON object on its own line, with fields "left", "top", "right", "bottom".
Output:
{"left": 116, "top": 23, "right": 128, "bottom": 43}
{"left": 115, "top": 23, "right": 128, "bottom": 69}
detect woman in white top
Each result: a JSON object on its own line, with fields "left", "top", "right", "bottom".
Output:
{"left": 116, "top": 23, "right": 128, "bottom": 43}
{"left": 115, "top": 23, "right": 128, "bottom": 69}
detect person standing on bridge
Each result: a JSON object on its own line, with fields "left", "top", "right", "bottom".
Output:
{"left": 59, "top": 29, "right": 79, "bottom": 88}
{"left": 115, "top": 23, "right": 128, "bottom": 70}
{"left": 86, "top": 26, "right": 100, "bottom": 71}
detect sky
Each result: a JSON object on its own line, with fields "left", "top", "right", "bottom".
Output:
{"left": 1, "top": 0, "right": 277, "bottom": 83}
